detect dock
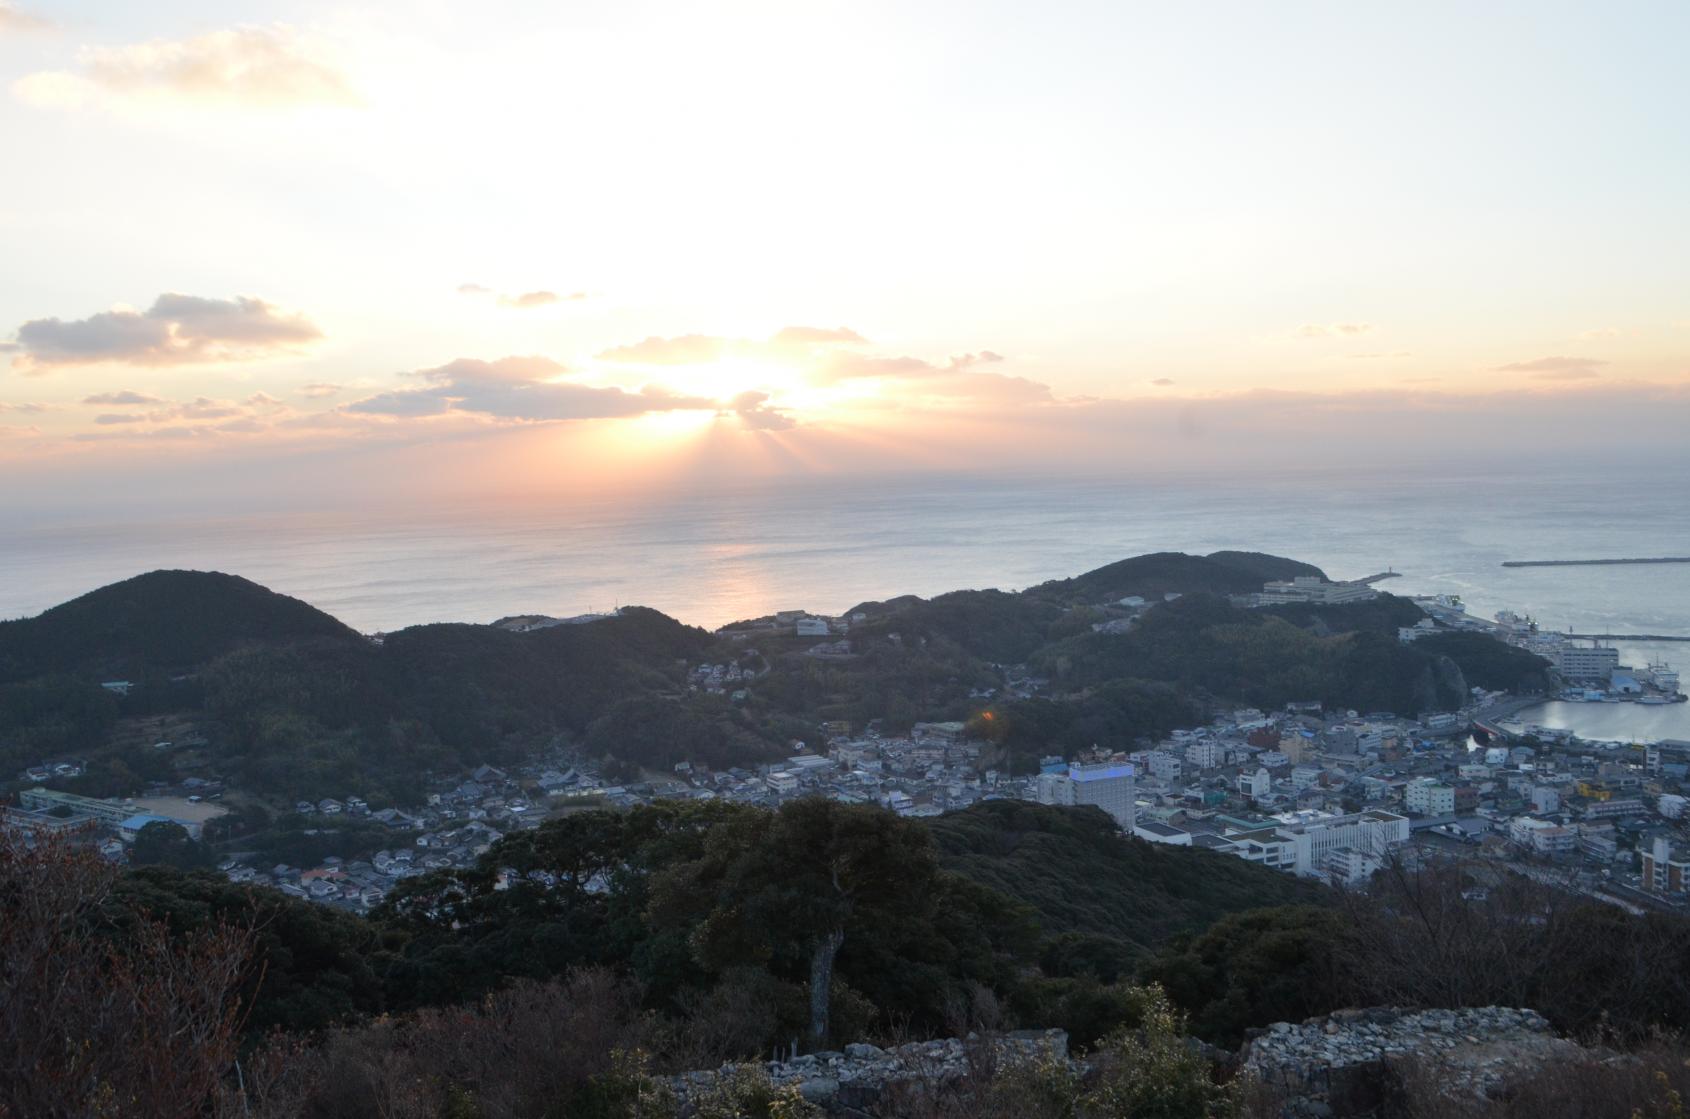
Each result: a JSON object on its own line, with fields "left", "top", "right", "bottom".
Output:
{"left": 1564, "top": 633, "right": 1690, "bottom": 643}
{"left": 1502, "top": 557, "right": 1690, "bottom": 568}
{"left": 1355, "top": 570, "right": 1400, "bottom": 585}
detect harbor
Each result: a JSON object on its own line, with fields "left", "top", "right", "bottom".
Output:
{"left": 1509, "top": 699, "right": 1690, "bottom": 747}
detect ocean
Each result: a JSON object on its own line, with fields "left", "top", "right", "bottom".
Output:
{"left": 5, "top": 465, "right": 1688, "bottom": 737}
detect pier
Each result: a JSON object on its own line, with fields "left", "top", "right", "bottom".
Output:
{"left": 1564, "top": 633, "right": 1690, "bottom": 643}
{"left": 1355, "top": 570, "right": 1400, "bottom": 584}
{"left": 1502, "top": 557, "right": 1690, "bottom": 568}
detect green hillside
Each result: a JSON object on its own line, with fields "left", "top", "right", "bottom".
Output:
{"left": 929, "top": 801, "right": 1329, "bottom": 968}
{"left": 0, "top": 570, "right": 359, "bottom": 684}
{"left": 1031, "top": 550, "right": 1326, "bottom": 605}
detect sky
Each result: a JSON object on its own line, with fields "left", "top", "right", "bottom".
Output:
{"left": 2, "top": 0, "right": 1689, "bottom": 514}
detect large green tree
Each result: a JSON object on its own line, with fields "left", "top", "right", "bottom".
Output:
{"left": 649, "top": 798, "right": 943, "bottom": 1045}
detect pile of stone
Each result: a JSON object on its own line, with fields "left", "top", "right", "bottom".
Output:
{"left": 667, "top": 1029, "right": 1068, "bottom": 1114}
{"left": 1243, "top": 1006, "right": 1586, "bottom": 1117}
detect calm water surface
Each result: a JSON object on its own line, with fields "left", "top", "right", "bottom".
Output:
{"left": 4, "top": 467, "right": 1687, "bottom": 664}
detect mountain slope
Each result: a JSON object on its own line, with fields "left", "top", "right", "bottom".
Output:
{"left": 929, "top": 801, "right": 1330, "bottom": 959}
{"left": 1033, "top": 550, "right": 1326, "bottom": 605}
{"left": 0, "top": 570, "right": 359, "bottom": 684}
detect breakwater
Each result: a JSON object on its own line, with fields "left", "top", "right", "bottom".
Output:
{"left": 1502, "top": 557, "right": 1690, "bottom": 567}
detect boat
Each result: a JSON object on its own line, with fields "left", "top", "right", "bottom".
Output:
{"left": 1639, "top": 696, "right": 1669, "bottom": 705}
{"left": 1643, "top": 661, "right": 1680, "bottom": 692}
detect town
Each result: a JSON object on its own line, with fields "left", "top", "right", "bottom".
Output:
{"left": 7, "top": 571, "right": 1687, "bottom": 921}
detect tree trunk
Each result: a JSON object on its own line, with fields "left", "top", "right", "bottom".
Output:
{"left": 809, "top": 928, "right": 846, "bottom": 1045}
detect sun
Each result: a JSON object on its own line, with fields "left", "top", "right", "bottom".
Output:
{"left": 664, "top": 356, "right": 802, "bottom": 401}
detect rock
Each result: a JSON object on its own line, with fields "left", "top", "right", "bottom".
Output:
{"left": 1241, "top": 1007, "right": 1583, "bottom": 1118}
{"left": 799, "top": 1077, "right": 840, "bottom": 1104}
{"left": 843, "top": 1042, "right": 884, "bottom": 1060}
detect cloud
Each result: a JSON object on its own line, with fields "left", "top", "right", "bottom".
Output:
{"left": 0, "top": 2, "right": 47, "bottom": 32}
{"left": 75, "top": 394, "right": 261, "bottom": 431}
{"left": 298, "top": 382, "right": 341, "bottom": 398}
{"left": 13, "top": 24, "right": 356, "bottom": 109}
{"left": 1578, "top": 327, "right": 1620, "bottom": 340}
{"left": 1150, "top": 378, "right": 1175, "bottom": 387}
{"left": 344, "top": 355, "right": 715, "bottom": 423}
{"left": 597, "top": 334, "right": 730, "bottom": 365}
{"left": 497, "top": 290, "right": 587, "bottom": 309}
{"left": 814, "top": 353, "right": 938, "bottom": 383}
{"left": 726, "top": 390, "right": 796, "bottom": 431}
{"left": 0, "top": 400, "right": 51, "bottom": 413}
{"left": 82, "top": 389, "right": 166, "bottom": 406}
{"left": 770, "top": 326, "right": 866, "bottom": 346}
{"left": 10, "top": 293, "right": 321, "bottom": 372}
{"left": 599, "top": 327, "right": 876, "bottom": 366}
{"left": 1495, "top": 355, "right": 1608, "bottom": 380}
{"left": 456, "top": 283, "right": 492, "bottom": 295}
{"left": 1297, "top": 322, "right": 1373, "bottom": 338}
{"left": 946, "top": 350, "right": 1004, "bottom": 370}
{"left": 342, "top": 388, "right": 451, "bottom": 417}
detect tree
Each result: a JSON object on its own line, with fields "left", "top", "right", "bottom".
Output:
{"left": 131, "top": 819, "right": 215, "bottom": 870}
{"left": 1142, "top": 906, "right": 1352, "bottom": 1045}
{"left": 650, "top": 798, "right": 942, "bottom": 1046}
{"left": 0, "top": 828, "right": 254, "bottom": 1118}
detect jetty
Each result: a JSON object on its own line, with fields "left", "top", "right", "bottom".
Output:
{"left": 1564, "top": 633, "right": 1690, "bottom": 643}
{"left": 1502, "top": 557, "right": 1690, "bottom": 568}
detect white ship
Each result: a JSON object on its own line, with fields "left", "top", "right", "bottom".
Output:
{"left": 1643, "top": 661, "right": 1680, "bottom": 693}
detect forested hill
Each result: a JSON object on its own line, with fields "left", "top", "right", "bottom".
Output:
{"left": 1030, "top": 550, "right": 1326, "bottom": 605}
{"left": 0, "top": 553, "right": 1551, "bottom": 803}
{"left": 929, "top": 801, "right": 1329, "bottom": 970}
{"left": 0, "top": 572, "right": 727, "bottom": 802}
{"left": 0, "top": 570, "right": 360, "bottom": 683}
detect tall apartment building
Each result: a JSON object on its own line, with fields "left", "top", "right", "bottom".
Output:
{"left": 1556, "top": 644, "right": 1619, "bottom": 680}
{"left": 1642, "top": 836, "right": 1690, "bottom": 894}
{"left": 1039, "top": 762, "right": 1136, "bottom": 830}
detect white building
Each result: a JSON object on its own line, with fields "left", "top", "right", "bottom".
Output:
{"left": 1404, "top": 779, "right": 1455, "bottom": 817}
{"left": 1398, "top": 619, "right": 1438, "bottom": 643}
{"left": 1040, "top": 761, "right": 1137, "bottom": 829}
{"left": 1224, "top": 828, "right": 1299, "bottom": 873}
{"left": 1130, "top": 750, "right": 1182, "bottom": 782}
{"left": 1531, "top": 786, "right": 1561, "bottom": 814}
{"left": 1557, "top": 644, "right": 1620, "bottom": 680}
{"left": 1642, "top": 836, "right": 1690, "bottom": 893}
{"left": 1279, "top": 809, "right": 1410, "bottom": 876}
{"left": 1132, "top": 820, "right": 1193, "bottom": 846}
{"left": 1217, "top": 809, "right": 1409, "bottom": 880}
{"left": 1184, "top": 738, "right": 1224, "bottom": 770}
{"left": 1238, "top": 767, "right": 1271, "bottom": 801}
{"left": 1258, "top": 576, "right": 1378, "bottom": 606}
{"left": 1324, "top": 847, "right": 1384, "bottom": 887}
{"left": 1509, "top": 817, "right": 1576, "bottom": 855}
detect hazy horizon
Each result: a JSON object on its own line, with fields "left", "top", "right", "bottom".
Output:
{"left": 4, "top": 1, "right": 1689, "bottom": 517}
